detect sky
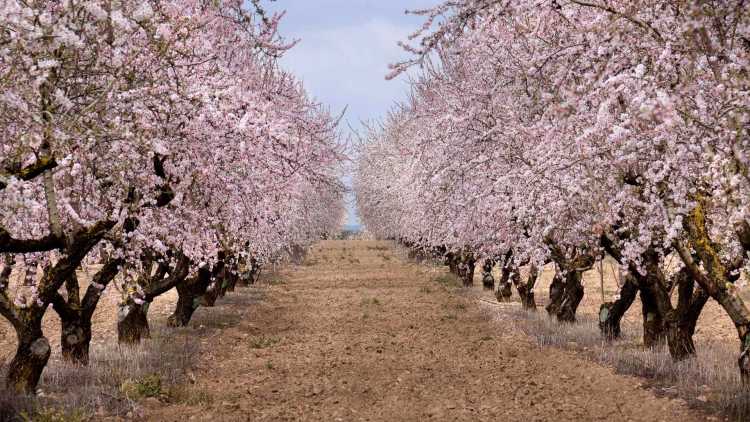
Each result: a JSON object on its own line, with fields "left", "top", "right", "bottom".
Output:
{"left": 265, "top": 0, "right": 435, "bottom": 228}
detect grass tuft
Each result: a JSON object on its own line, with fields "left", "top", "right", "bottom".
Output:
{"left": 248, "top": 335, "right": 280, "bottom": 349}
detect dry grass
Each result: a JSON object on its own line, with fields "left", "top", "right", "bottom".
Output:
{"left": 0, "top": 325, "right": 197, "bottom": 421}
{"left": 0, "top": 283, "right": 266, "bottom": 421}
{"left": 497, "top": 306, "right": 750, "bottom": 421}
{"left": 433, "top": 273, "right": 461, "bottom": 288}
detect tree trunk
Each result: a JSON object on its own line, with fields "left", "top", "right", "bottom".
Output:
{"left": 678, "top": 205, "right": 750, "bottom": 379}
{"left": 665, "top": 274, "right": 709, "bottom": 360}
{"left": 496, "top": 260, "right": 513, "bottom": 302}
{"left": 514, "top": 265, "right": 539, "bottom": 310}
{"left": 639, "top": 288, "right": 665, "bottom": 348}
{"left": 168, "top": 267, "right": 211, "bottom": 327}
{"left": 60, "top": 313, "right": 92, "bottom": 365}
{"left": 599, "top": 274, "right": 638, "bottom": 340}
{"left": 117, "top": 302, "right": 150, "bottom": 345}
{"left": 557, "top": 271, "right": 584, "bottom": 322}
{"left": 168, "top": 286, "right": 199, "bottom": 327}
{"left": 225, "top": 271, "right": 238, "bottom": 293}
{"left": 546, "top": 272, "right": 565, "bottom": 316}
{"left": 201, "top": 281, "right": 221, "bottom": 307}
{"left": 458, "top": 253, "right": 475, "bottom": 287}
{"left": 481, "top": 259, "right": 495, "bottom": 290}
{"left": 446, "top": 253, "right": 459, "bottom": 275}
{"left": 6, "top": 313, "right": 50, "bottom": 394}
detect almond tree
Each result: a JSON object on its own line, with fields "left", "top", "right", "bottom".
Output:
{"left": 358, "top": 0, "right": 750, "bottom": 376}
{"left": 0, "top": 0, "right": 344, "bottom": 392}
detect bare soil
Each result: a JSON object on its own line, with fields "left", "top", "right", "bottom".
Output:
{"left": 142, "top": 240, "right": 710, "bottom": 421}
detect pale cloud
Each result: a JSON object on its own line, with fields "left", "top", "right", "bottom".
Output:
{"left": 266, "top": 1, "right": 435, "bottom": 226}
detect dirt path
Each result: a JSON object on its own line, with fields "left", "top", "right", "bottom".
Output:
{"left": 146, "top": 240, "right": 709, "bottom": 421}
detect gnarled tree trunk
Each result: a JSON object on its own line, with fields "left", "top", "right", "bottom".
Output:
{"left": 168, "top": 267, "right": 212, "bottom": 327}
{"left": 117, "top": 301, "right": 151, "bottom": 344}
{"left": 6, "top": 312, "right": 50, "bottom": 394}
{"left": 481, "top": 259, "right": 495, "bottom": 290}
{"left": 557, "top": 270, "right": 585, "bottom": 322}
{"left": 546, "top": 272, "right": 565, "bottom": 316}
{"left": 599, "top": 274, "right": 638, "bottom": 340}
{"left": 457, "top": 252, "right": 476, "bottom": 287}
{"left": 1, "top": 220, "right": 114, "bottom": 393}
{"left": 52, "top": 260, "right": 121, "bottom": 365}
{"left": 513, "top": 265, "right": 538, "bottom": 310}
{"left": 496, "top": 253, "right": 513, "bottom": 302}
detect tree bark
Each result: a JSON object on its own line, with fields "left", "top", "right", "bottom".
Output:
{"left": 457, "top": 252, "right": 475, "bottom": 287}
{"left": 481, "top": 259, "right": 495, "bottom": 290}
{"left": 225, "top": 270, "right": 238, "bottom": 293}
{"left": 60, "top": 315, "right": 92, "bottom": 365}
{"left": 496, "top": 255, "right": 513, "bottom": 302}
{"left": 168, "top": 267, "right": 212, "bottom": 327}
{"left": 514, "top": 265, "right": 538, "bottom": 310}
{"left": 677, "top": 203, "right": 750, "bottom": 379}
{"left": 202, "top": 281, "right": 221, "bottom": 307}
{"left": 5, "top": 312, "right": 50, "bottom": 394}
{"left": 557, "top": 270, "right": 585, "bottom": 322}
{"left": 446, "top": 252, "right": 459, "bottom": 276}
{"left": 664, "top": 269, "right": 709, "bottom": 360}
{"left": 546, "top": 272, "right": 565, "bottom": 316}
{"left": 52, "top": 260, "right": 121, "bottom": 365}
{"left": 639, "top": 287, "right": 665, "bottom": 347}
{"left": 1, "top": 221, "right": 114, "bottom": 393}
{"left": 599, "top": 274, "right": 638, "bottom": 340}
{"left": 117, "top": 302, "right": 151, "bottom": 345}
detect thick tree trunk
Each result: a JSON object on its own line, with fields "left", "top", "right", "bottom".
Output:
{"left": 481, "top": 259, "right": 495, "bottom": 290}
{"left": 599, "top": 274, "right": 638, "bottom": 340}
{"left": 202, "top": 281, "right": 221, "bottom": 307}
{"left": 557, "top": 271, "right": 584, "bottom": 322}
{"left": 201, "top": 259, "right": 225, "bottom": 307}
{"left": 6, "top": 314, "right": 50, "bottom": 394}
{"left": 665, "top": 273, "right": 709, "bottom": 360}
{"left": 513, "top": 265, "right": 538, "bottom": 310}
{"left": 457, "top": 253, "right": 475, "bottom": 287}
{"left": 546, "top": 272, "right": 565, "bottom": 316}
{"left": 225, "top": 271, "right": 238, "bottom": 293}
{"left": 168, "top": 267, "right": 211, "bottom": 328}
{"left": 168, "top": 286, "right": 198, "bottom": 327}
{"left": 639, "top": 288, "right": 665, "bottom": 348}
{"left": 60, "top": 314, "right": 92, "bottom": 365}
{"left": 678, "top": 206, "right": 750, "bottom": 379}
{"left": 117, "top": 302, "right": 150, "bottom": 345}
{"left": 496, "top": 260, "right": 513, "bottom": 302}
{"left": 446, "top": 253, "right": 459, "bottom": 276}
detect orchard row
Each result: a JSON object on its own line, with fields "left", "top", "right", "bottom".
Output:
{"left": 0, "top": 0, "right": 344, "bottom": 394}
{"left": 356, "top": 1, "right": 750, "bottom": 377}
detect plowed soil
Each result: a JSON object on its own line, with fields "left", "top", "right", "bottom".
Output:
{"left": 144, "top": 240, "right": 710, "bottom": 421}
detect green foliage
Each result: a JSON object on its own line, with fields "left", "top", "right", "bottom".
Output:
{"left": 121, "top": 373, "right": 163, "bottom": 399}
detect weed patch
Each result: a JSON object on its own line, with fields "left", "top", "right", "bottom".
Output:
{"left": 249, "top": 335, "right": 280, "bottom": 349}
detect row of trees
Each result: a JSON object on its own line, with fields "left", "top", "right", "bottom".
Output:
{"left": 356, "top": 0, "right": 750, "bottom": 377}
{"left": 1, "top": 0, "right": 344, "bottom": 394}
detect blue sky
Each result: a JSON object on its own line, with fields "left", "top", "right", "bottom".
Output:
{"left": 266, "top": 0, "right": 434, "bottom": 227}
